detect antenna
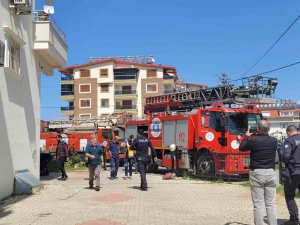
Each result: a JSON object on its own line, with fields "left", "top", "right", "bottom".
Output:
{"left": 43, "top": 5, "right": 54, "bottom": 14}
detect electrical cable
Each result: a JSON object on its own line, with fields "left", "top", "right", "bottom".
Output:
{"left": 242, "top": 14, "right": 300, "bottom": 77}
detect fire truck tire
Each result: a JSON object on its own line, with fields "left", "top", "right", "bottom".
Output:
{"left": 195, "top": 153, "right": 215, "bottom": 177}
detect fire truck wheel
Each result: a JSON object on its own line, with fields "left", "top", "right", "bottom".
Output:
{"left": 195, "top": 153, "right": 215, "bottom": 177}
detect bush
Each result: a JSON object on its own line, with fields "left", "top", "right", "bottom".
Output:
{"left": 47, "top": 159, "right": 59, "bottom": 172}
{"left": 66, "top": 152, "right": 86, "bottom": 168}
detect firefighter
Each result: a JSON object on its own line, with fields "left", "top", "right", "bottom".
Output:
{"left": 130, "top": 129, "right": 157, "bottom": 191}
{"left": 280, "top": 125, "right": 300, "bottom": 225}
{"left": 108, "top": 136, "right": 120, "bottom": 180}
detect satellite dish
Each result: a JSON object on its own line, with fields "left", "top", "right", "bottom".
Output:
{"left": 43, "top": 5, "right": 55, "bottom": 14}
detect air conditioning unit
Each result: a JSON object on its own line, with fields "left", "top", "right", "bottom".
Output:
{"left": 10, "top": 0, "right": 31, "bottom": 15}
{"left": 14, "top": 0, "right": 27, "bottom": 4}
{"left": 0, "top": 41, "right": 4, "bottom": 67}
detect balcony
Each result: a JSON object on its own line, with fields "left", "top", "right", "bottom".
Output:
{"left": 33, "top": 11, "right": 68, "bottom": 76}
{"left": 61, "top": 76, "right": 74, "bottom": 84}
{"left": 115, "top": 105, "right": 137, "bottom": 111}
{"left": 114, "top": 75, "right": 137, "bottom": 83}
{"left": 114, "top": 90, "right": 137, "bottom": 99}
{"left": 61, "top": 91, "right": 74, "bottom": 102}
{"left": 61, "top": 106, "right": 74, "bottom": 116}
{"left": 163, "top": 73, "right": 175, "bottom": 83}
{"left": 115, "top": 90, "right": 136, "bottom": 95}
{"left": 164, "top": 90, "right": 174, "bottom": 94}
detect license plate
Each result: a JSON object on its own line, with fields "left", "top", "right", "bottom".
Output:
{"left": 243, "top": 157, "right": 250, "bottom": 167}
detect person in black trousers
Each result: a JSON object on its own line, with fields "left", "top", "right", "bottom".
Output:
{"left": 130, "top": 129, "right": 157, "bottom": 191}
{"left": 55, "top": 135, "right": 69, "bottom": 180}
{"left": 281, "top": 125, "right": 300, "bottom": 225}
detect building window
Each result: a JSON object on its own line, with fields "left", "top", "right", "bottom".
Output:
{"left": 79, "top": 99, "right": 91, "bottom": 108}
{"left": 79, "top": 84, "right": 91, "bottom": 93}
{"left": 146, "top": 83, "right": 158, "bottom": 93}
{"left": 79, "top": 114, "right": 91, "bottom": 119}
{"left": 100, "top": 69, "right": 108, "bottom": 77}
{"left": 147, "top": 70, "right": 157, "bottom": 78}
{"left": 101, "top": 99, "right": 109, "bottom": 108}
{"left": 101, "top": 84, "right": 109, "bottom": 92}
{"left": 8, "top": 38, "right": 20, "bottom": 73}
{"left": 80, "top": 69, "right": 90, "bottom": 78}
{"left": 279, "top": 111, "right": 293, "bottom": 117}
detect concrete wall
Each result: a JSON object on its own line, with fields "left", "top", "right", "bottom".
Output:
{"left": 0, "top": 0, "right": 42, "bottom": 200}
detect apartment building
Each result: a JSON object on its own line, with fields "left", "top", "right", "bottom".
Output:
{"left": 260, "top": 101, "right": 300, "bottom": 138}
{"left": 0, "top": 1, "right": 67, "bottom": 199}
{"left": 59, "top": 57, "right": 177, "bottom": 118}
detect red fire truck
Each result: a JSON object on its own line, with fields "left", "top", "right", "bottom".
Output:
{"left": 125, "top": 76, "right": 278, "bottom": 177}
{"left": 40, "top": 117, "right": 125, "bottom": 162}
{"left": 40, "top": 128, "right": 113, "bottom": 153}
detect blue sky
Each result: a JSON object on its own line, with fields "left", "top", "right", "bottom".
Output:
{"left": 40, "top": 0, "right": 300, "bottom": 120}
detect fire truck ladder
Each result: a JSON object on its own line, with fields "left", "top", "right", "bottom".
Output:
{"left": 48, "top": 115, "right": 125, "bottom": 130}
{"left": 145, "top": 75, "right": 278, "bottom": 113}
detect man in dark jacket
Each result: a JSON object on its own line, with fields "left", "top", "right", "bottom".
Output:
{"left": 130, "top": 129, "right": 157, "bottom": 191}
{"left": 56, "top": 135, "right": 69, "bottom": 180}
{"left": 281, "top": 125, "right": 300, "bottom": 225}
{"left": 239, "top": 120, "right": 278, "bottom": 225}
{"left": 108, "top": 136, "right": 120, "bottom": 179}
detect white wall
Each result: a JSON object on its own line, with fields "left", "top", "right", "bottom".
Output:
{"left": 0, "top": 0, "right": 46, "bottom": 199}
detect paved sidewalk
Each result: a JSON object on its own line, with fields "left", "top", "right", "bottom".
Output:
{"left": 0, "top": 170, "right": 298, "bottom": 225}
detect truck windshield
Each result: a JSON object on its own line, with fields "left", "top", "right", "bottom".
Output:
{"left": 228, "top": 113, "right": 261, "bottom": 135}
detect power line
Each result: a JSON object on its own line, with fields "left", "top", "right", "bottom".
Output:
{"left": 242, "top": 14, "right": 300, "bottom": 77}
{"left": 252, "top": 60, "right": 300, "bottom": 76}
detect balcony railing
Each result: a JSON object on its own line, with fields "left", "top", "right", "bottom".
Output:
{"left": 61, "top": 76, "right": 73, "bottom": 81}
{"left": 114, "top": 75, "right": 136, "bottom": 80}
{"left": 61, "top": 106, "right": 74, "bottom": 111}
{"left": 115, "top": 105, "right": 136, "bottom": 110}
{"left": 163, "top": 74, "right": 174, "bottom": 80}
{"left": 61, "top": 91, "right": 74, "bottom": 96}
{"left": 115, "top": 90, "right": 137, "bottom": 95}
{"left": 33, "top": 11, "right": 66, "bottom": 42}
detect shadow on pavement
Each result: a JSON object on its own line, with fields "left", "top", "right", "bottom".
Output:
{"left": 0, "top": 194, "right": 29, "bottom": 219}
{"left": 263, "top": 216, "right": 289, "bottom": 225}
{"left": 127, "top": 186, "right": 152, "bottom": 190}
{"left": 275, "top": 218, "right": 289, "bottom": 225}
{"left": 40, "top": 172, "right": 61, "bottom": 181}
{"left": 224, "top": 222, "right": 250, "bottom": 225}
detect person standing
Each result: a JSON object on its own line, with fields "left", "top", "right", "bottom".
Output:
{"left": 108, "top": 136, "right": 120, "bottom": 180}
{"left": 56, "top": 135, "right": 69, "bottom": 180}
{"left": 130, "top": 129, "right": 157, "bottom": 191}
{"left": 239, "top": 120, "right": 278, "bottom": 225}
{"left": 124, "top": 135, "right": 134, "bottom": 179}
{"left": 85, "top": 138, "right": 104, "bottom": 191}
{"left": 280, "top": 125, "right": 300, "bottom": 225}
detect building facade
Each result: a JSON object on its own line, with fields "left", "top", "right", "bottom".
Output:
{"left": 260, "top": 102, "right": 300, "bottom": 139}
{"left": 59, "top": 57, "right": 177, "bottom": 118}
{"left": 0, "top": 0, "right": 67, "bottom": 199}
